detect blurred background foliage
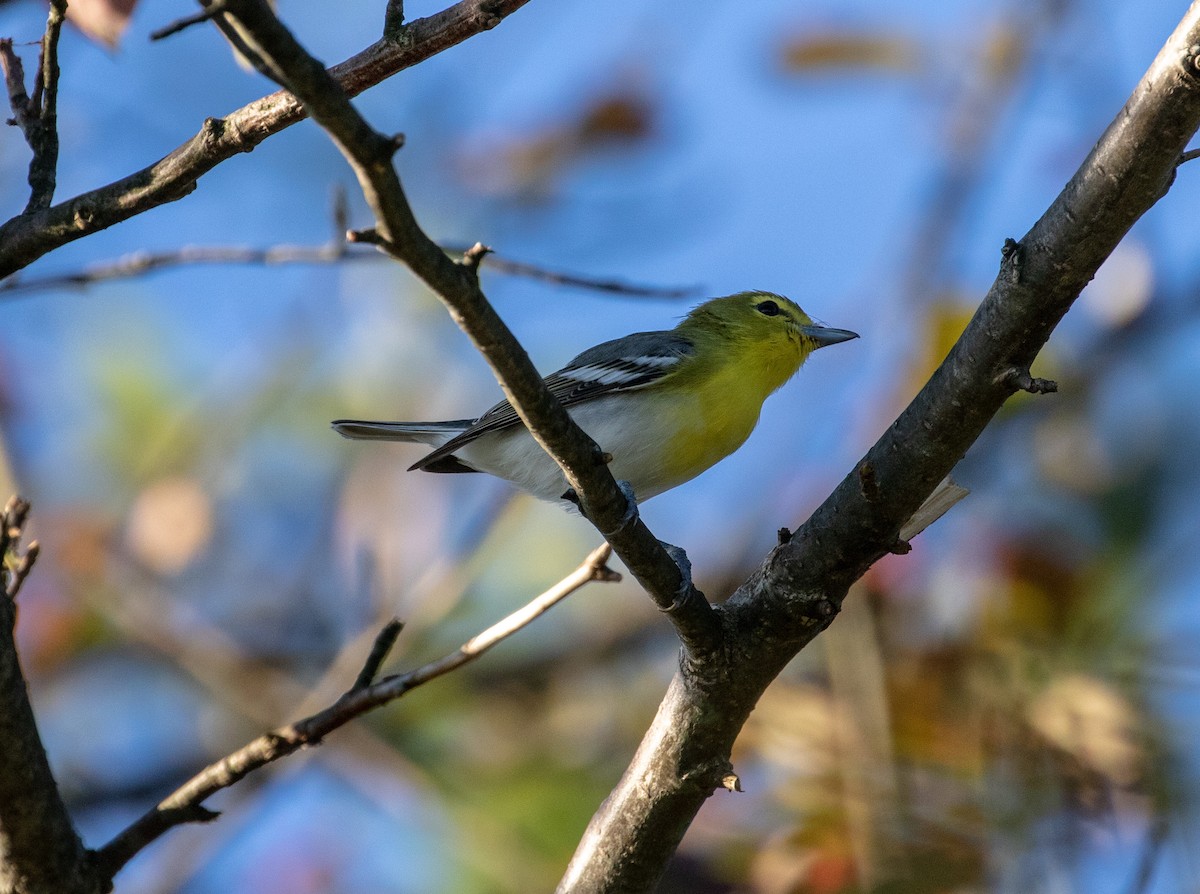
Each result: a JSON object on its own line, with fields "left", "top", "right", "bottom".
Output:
{"left": 2, "top": 0, "right": 1199, "bottom": 891}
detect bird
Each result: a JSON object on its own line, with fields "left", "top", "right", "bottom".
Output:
{"left": 332, "top": 291, "right": 858, "bottom": 507}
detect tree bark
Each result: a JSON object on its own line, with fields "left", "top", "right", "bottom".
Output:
{"left": 558, "top": 4, "right": 1200, "bottom": 891}
{"left": 0, "top": 0, "right": 532, "bottom": 280}
{"left": 0, "top": 598, "right": 100, "bottom": 894}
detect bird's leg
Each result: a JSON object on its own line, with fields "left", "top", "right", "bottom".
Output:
{"left": 560, "top": 479, "right": 641, "bottom": 531}
{"left": 564, "top": 481, "right": 708, "bottom": 629}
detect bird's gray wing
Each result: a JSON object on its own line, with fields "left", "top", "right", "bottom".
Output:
{"left": 409, "top": 330, "right": 695, "bottom": 472}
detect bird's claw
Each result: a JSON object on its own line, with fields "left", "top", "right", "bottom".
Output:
{"left": 563, "top": 480, "right": 640, "bottom": 533}
{"left": 614, "top": 480, "right": 639, "bottom": 532}
{"left": 657, "top": 541, "right": 696, "bottom": 613}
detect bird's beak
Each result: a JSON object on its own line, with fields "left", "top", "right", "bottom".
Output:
{"left": 801, "top": 325, "right": 859, "bottom": 347}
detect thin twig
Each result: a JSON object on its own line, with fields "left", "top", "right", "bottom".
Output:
{"left": 93, "top": 543, "right": 617, "bottom": 881}
{"left": 32, "top": 0, "right": 65, "bottom": 211}
{"left": 0, "top": 243, "right": 354, "bottom": 296}
{"left": 151, "top": 2, "right": 231, "bottom": 41}
{"left": 0, "top": 39, "right": 29, "bottom": 125}
{"left": 0, "top": 1, "right": 65, "bottom": 212}
{"left": 350, "top": 618, "right": 403, "bottom": 690}
{"left": 0, "top": 241, "right": 694, "bottom": 300}
{"left": 1, "top": 496, "right": 38, "bottom": 601}
{"left": 438, "top": 243, "right": 696, "bottom": 298}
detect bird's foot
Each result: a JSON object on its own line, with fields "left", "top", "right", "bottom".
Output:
{"left": 561, "top": 480, "right": 640, "bottom": 534}
{"left": 657, "top": 540, "right": 697, "bottom": 614}
{"left": 613, "top": 480, "right": 639, "bottom": 534}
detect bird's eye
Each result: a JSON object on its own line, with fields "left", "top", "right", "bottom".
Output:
{"left": 755, "top": 300, "right": 781, "bottom": 317}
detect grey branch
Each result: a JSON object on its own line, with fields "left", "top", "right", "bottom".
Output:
{"left": 0, "top": 0, "right": 535, "bottom": 280}
{"left": 0, "top": 499, "right": 99, "bottom": 894}
{"left": 351, "top": 618, "right": 404, "bottom": 690}
{"left": 93, "top": 543, "right": 618, "bottom": 882}
{"left": 0, "top": 0, "right": 65, "bottom": 214}
{"left": 1, "top": 496, "right": 38, "bottom": 601}
{"left": 0, "top": 240, "right": 695, "bottom": 300}
{"left": 150, "top": 2, "right": 232, "bottom": 42}
{"left": 215, "top": 0, "right": 723, "bottom": 658}
{"left": 557, "top": 3, "right": 1200, "bottom": 891}
{"left": 384, "top": 0, "right": 406, "bottom": 38}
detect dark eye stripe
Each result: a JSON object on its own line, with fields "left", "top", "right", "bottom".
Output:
{"left": 755, "top": 300, "right": 781, "bottom": 316}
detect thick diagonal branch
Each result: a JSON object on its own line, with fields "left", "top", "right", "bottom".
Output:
{"left": 558, "top": 4, "right": 1200, "bottom": 891}
{"left": 212, "top": 0, "right": 723, "bottom": 658}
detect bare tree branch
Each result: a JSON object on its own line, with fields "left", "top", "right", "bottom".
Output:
{"left": 557, "top": 5, "right": 1200, "bottom": 891}
{"left": 0, "top": 240, "right": 695, "bottom": 300}
{"left": 0, "top": 497, "right": 38, "bottom": 601}
{"left": 0, "top": 498, "right": 99, "bottom": 894}
{"left": 436, "top": 244, "right": 697, "bottom": 299}
{"left": 351, "top": 618, "right": 404, "bottom": 690}
{"left": 93, "top": 542, "right": 618, "bottom": 883}
{"left": 150, "top": 2, "right": 231, "bottom": 42}
{"left": 0, "top": 0, "right": 534, "bottom": 280}
{"left": 211, "top": 0, "right": 724, "bottom": 659}
{"left": 0, "top": 0, "right": 65, "bottom": 214}
{"left": 384, "top": 0, "right": 406, "bottom": 38}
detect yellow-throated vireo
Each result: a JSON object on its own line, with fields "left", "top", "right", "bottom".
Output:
{"left": 333, "top": 291, "right": 857, "bottom": 506}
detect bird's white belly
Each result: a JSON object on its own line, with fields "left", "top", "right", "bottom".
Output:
{"left": 454, "top": 393, "right": 704, "bottom": 504}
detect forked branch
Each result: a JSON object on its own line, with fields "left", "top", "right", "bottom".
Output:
{"left": 94, "top": 543, "right": 618, "bottom": 881}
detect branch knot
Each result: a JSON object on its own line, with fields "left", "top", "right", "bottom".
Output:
{"left": 460, "top": 241, "right": 493, "bottom": 271}
{"left": 1001, "top": 237, "right": 1024, "bottom": 284}
{"left": 997, "top": 366, "right": 1058, "bottom": 394}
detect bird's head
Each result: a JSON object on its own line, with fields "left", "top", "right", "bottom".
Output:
{"left": 680, "top": 291, "right": 858, "bottom": 367}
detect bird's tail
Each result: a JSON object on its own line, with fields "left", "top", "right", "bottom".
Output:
{"left": 331, "top": 419, "right": 471, "bottom": 443}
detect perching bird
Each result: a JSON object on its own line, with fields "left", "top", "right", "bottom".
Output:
{"left": 333, "top": 291, "right": 857, "bottom": 506}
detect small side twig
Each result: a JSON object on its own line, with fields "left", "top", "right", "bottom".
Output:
{"left": 92, "top": 544, "right": 618, "bottom": 881}
{"left": 997, "top": 366, "right": 1058, "bottom": 394}
{"left": 1001, "top": 237, "right": 1024, "bottom": 284}
{"left": 460, "top": 241, "right": 492, "bottom": 271}
{"left": 2, "top": 495, "right": 39, "bottom": 601}
{"left": 349, "top": 618, "right": 403, "bottom": 691}
{"left": 384, "top": 0, "right": 406, "bottom": 38}
{"left": 857, "top": 460, "right": 880, "bottom": 503}
{"left": 151, "top": 2, "right": 231, "bottom": 41}
{"left": 438, "top": 242, "right": 697, "bottom": 298}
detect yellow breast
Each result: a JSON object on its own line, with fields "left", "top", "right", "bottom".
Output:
{"left": 657, "top": 363, "right": 766, "bottom": 486}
